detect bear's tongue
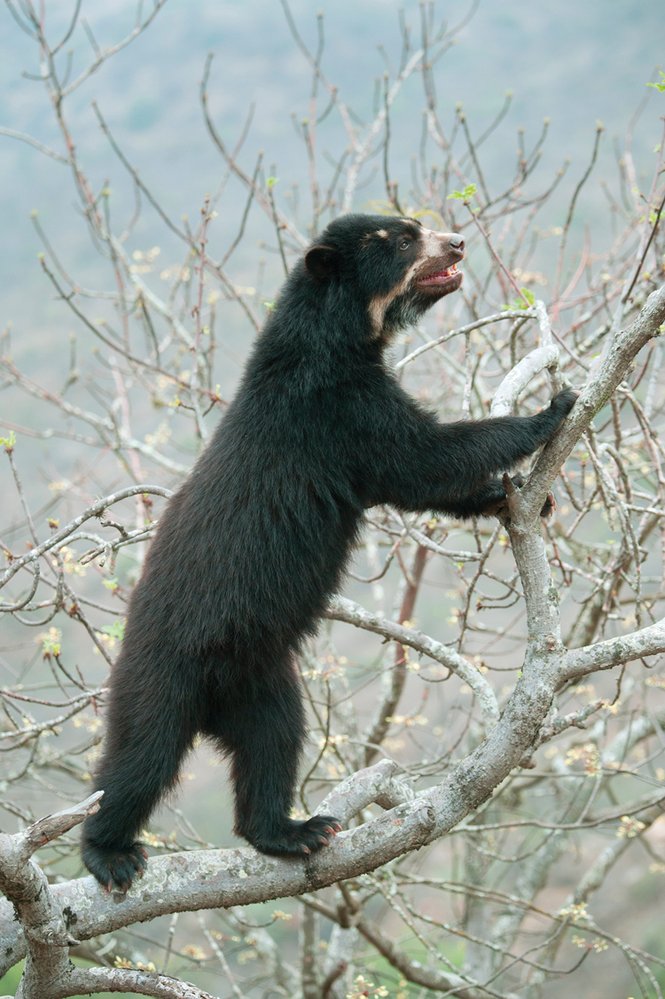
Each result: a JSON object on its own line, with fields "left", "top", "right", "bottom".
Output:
{"left": 419, "top": 263, "right": 459, "bottom": 285}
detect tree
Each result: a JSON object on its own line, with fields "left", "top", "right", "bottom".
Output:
{"left": 1, "top": 2, "right": 664, "bottom": 997}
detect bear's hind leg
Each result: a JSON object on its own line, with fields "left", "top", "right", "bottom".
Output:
{"left": 211, "top": 656, "right": 341, "bottom": 856}
{"left": 82, "top": 649, "right": 200, "bottom": 891}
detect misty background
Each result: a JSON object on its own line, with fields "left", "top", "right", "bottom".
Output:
{"left": 1, "top": 0, "right": 662, "bottom": 382}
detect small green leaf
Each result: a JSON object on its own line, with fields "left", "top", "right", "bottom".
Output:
{"left": 266, "top": 176, "right": 279, "bottom": 189}
{"left": 447, "top": 183, "right": 477, "bottom": 203}
{"left": 39, "top": 627, "right": 62, "bottom": 659}
{"left": 646, "top": 70, "right": 665, "bottom": 93}
{"left": 0, "top": 430, "right": 16, "bottom": 453}
{"left": 502, "top": 288, "right": 535, "bottom": 311}
{"left": 102, "top": 621, "right": 125, "bottom": 641}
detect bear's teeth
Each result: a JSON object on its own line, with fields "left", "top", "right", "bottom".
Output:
{"left": 419, "top": 262, "right": 461, "bottom": 284}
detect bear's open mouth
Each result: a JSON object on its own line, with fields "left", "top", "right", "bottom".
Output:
{"left": 416, "top": 262, "right": 463, "bottom": 292}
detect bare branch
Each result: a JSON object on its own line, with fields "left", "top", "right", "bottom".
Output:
{"left": 561, "top": 617, "right": 665, "bottom": 682}
{"left": 326, "top": 595, "right": 500, "bottom": 727}
{"left": 1, "top": 485, "right": 172, "bottom": 593}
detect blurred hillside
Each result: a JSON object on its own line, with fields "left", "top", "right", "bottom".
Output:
{"left": 1, "top": 0, "right": 662, "bottom": 360}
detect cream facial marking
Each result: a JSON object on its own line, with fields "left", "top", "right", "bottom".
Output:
{"left": 367, "top": 225, "right": 464, "bottom": 336}
{"left": 368, "top": 251, "right": 424, "bottom": 335}
{"left": 368, "top": 290, "right": 396, "bottom": 336}
{"left": 421, "top": 226, "right": 447, "bottom": 255}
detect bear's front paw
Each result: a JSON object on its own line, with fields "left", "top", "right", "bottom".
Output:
{"left": 549, "top": 388, "right": 578, "bottom": 416}
{"left": 485, "top": 474, "right": 556, "bottom": 519}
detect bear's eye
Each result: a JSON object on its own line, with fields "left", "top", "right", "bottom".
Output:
{"left": 398, "top": 237, "right": 412, "bottom": 251}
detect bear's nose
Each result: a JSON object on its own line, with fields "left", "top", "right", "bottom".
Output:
{"left": 448, "top": 234, "right": 464, "bottom": 252}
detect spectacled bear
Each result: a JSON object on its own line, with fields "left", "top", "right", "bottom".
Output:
{"left": 81, "top": 213, "right": 576, "bottom": 891}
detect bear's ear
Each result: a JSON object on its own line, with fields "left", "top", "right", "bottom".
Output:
{"left": 305, "top": 244, "right": 339, "bottom": 282}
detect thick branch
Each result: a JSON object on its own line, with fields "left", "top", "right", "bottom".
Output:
{"left": 0, "top": 682, "right": 562, "bottom": 975}
{"left": 497, "top": 286, "right": 665, "bottom": 657}
{"left": 20, "top": 793, "right": 103, "bottom": 860}
{"left": 490, "top": 345, "right": 560, "bottom": 417}
{"left": 62, "top": 967, "right": 217, "bottom": 999}
{"left": 524, "top": 284, "right": 665, "bottom": 514}
{"left": 0, "top": 763, "right": 432, "bottom": 973}
{"left": 0, "top": 797, "right": 102, "bottom": 999}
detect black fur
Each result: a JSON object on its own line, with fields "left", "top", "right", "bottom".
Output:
{"left": 81, "top": 214, "right": 576, "bottom": 891}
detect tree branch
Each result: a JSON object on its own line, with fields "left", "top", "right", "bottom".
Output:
{"left": 561, "top": 616, "right": 665, "bottom": 683}
{"left": 523, "top": 284, "right": 665, "bottom": 516}
{"left": 325, "top": 595, "right": 499, "bottom": 727}
{"left": 0, "top": 484, "right": 172, "bottom": 594}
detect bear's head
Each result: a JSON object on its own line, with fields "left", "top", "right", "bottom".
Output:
{"left": 304, "top": 214, "right": 464, "bottom": 339}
